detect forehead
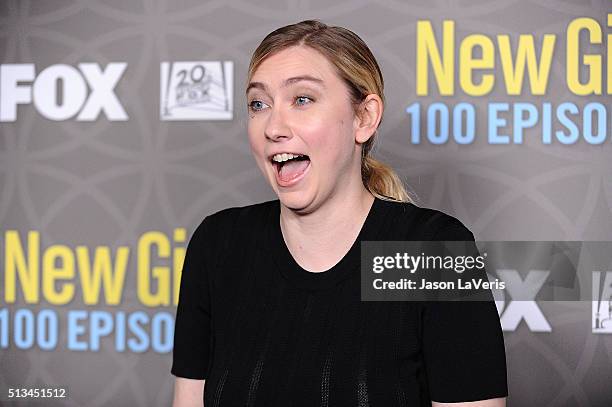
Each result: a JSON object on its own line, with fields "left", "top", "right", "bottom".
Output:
{"left": 248, "top": 46, "right": 341, "bottom": 91}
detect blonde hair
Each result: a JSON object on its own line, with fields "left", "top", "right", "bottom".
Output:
{"left": 246, "top": 20, "right": 413, "bottom": 203}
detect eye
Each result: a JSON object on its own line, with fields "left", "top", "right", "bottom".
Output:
{"left": 295, "top": 96, "right": 313, "bottom": 106}
{"left": 248, "top": 100, "right": 268, "bottom": 112}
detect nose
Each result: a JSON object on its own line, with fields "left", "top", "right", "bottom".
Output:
{"left": 264, "top": 103, "right": 291, "bottom": 142}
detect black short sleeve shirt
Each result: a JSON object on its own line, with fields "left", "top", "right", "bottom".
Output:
{"left": 171, "top": 197, "right": 508, "bottom": 406}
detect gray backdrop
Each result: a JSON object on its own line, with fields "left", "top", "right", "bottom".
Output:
{"left": 0, "top": 0, "right": 611, "bottom": 406}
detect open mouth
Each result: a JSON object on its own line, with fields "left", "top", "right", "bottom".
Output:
{"left": 270, "top": 153, "right": 311, "bottom": 184}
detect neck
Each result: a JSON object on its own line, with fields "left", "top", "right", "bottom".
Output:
{"left": 278, "top": 187, "right": 375, "bottom": 272}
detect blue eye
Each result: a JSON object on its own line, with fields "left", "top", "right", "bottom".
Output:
{"left": 248, "top": 100, "right": 268, "bottom": 112}
{"left": 295, "top": 96, "right": 313, "bottom": 106}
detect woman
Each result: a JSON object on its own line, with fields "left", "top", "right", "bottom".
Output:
{"left": 172, "top": 20, "right": 507, "bottom": 407}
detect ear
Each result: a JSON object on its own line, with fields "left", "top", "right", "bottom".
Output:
{"left": 353, "top": 94, "right": 383, "bottom": 144}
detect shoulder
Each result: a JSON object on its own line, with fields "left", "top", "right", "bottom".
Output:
{"left": 379, "top": 199, "right": 475, "bottom": 241}
{"left": 186, "top": 200, "right": 276, "bottom": 270}
{"left": 205, "top": 199, "right": 275, "bottom": 227}
{"left": 193, "top": 199, "right": 276, "bottom": 244}
{"left": 197, "top": 199, "right": 276, "bottom": 233}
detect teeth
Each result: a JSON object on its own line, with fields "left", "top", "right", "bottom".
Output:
{"left": 271, "top": 153, "right": 305, "bottom": 163}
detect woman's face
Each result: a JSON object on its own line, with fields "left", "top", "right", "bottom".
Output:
{"left": 246, "top": 45, "right": 363, "bottom": 213}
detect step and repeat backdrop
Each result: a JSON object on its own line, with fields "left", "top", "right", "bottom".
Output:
{"left": 0, "top": 0, "right": 610, "bottom": 406}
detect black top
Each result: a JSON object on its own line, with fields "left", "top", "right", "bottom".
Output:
{"left": 171, "top": 197, "right": 508, "bottom": 406}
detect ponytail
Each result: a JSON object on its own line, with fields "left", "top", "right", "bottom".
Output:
{"left": 361, "top": 155, "right": 413, "bottom": 203}
{"left": 360, "top": 128, "right": 413, "bottom": 203}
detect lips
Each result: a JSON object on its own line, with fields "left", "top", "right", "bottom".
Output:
{"left": 268, "top": 152, "right": 309, "bottom": 172}
{"left": 270, "top": 154, "right": 311, "bottom": 187}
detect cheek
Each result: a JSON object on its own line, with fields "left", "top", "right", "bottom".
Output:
{"left": 308, "top": 115, "right": 354, "bottom": 165}
{"left": 247, "top": 122, "right": 263, "bottom": 153}
{"left": 247, "top": 126, "right": 269, "bottom": 175}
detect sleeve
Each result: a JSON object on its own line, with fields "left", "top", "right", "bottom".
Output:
{"left": 171, "top": 215, "right": 214, "bottom": 379}
{"left": 420, "top": 217, "right": 508, "bottom": 402}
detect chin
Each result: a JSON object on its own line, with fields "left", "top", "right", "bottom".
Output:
{"left": 276, "top": 189, "right": 315, "bottom": 212}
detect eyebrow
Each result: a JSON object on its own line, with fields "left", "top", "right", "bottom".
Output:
{"left": 246, "top": 75, "right": 325, "bottom": 95}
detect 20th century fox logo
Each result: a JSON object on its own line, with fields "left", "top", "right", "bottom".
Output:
{"left": 160, "top": 61, "right": 233, "bottom": 121}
